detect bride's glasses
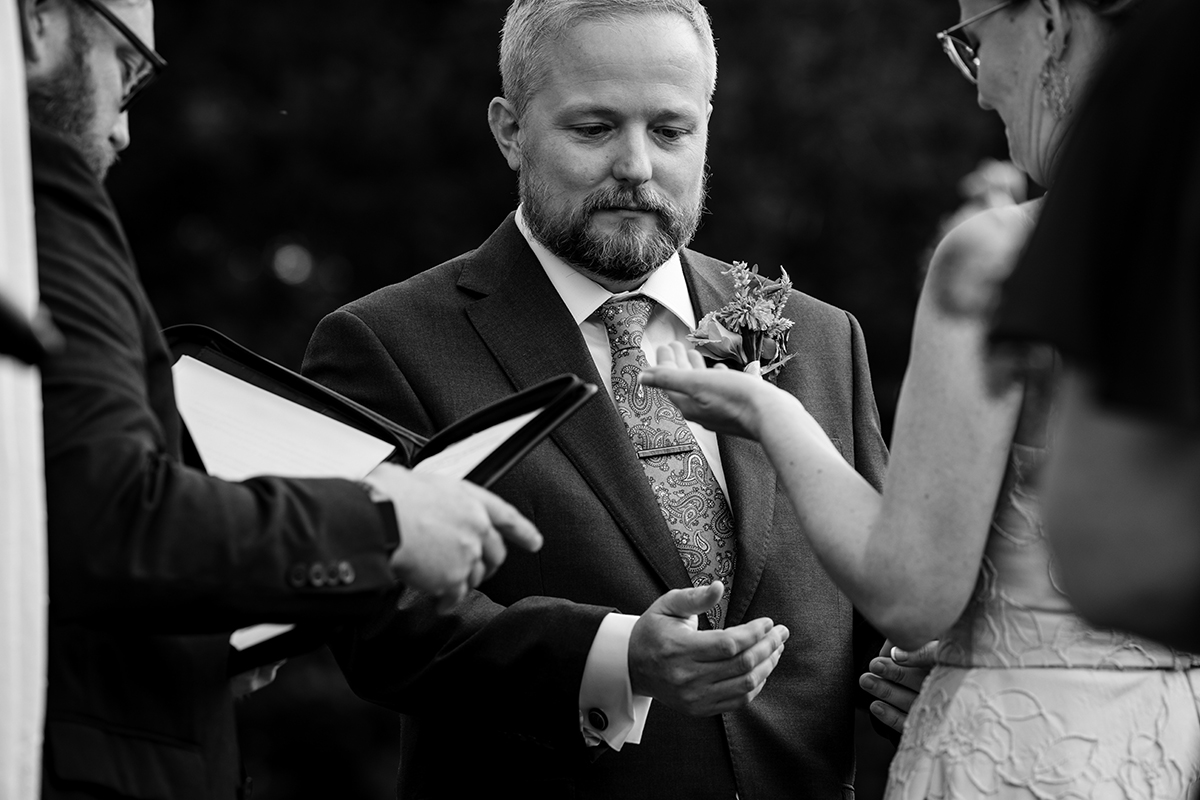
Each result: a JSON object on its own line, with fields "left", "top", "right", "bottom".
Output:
{"left": 936, "top": 1, "right": 1013, "bottom": 84}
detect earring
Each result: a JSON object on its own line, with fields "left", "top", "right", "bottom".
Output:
{"left": 1039, "top": 56, "right": 1072, "bottom": 120}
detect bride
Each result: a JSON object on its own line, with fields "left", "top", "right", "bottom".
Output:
{"left": 643, "top": 0, "right": 1200, "bottom": 796}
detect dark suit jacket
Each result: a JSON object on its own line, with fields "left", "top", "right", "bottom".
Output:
{"left": 32, "top": 123, "right": 402, "bottom": 800}
{"left": 303, "top": 214, "right": 888, "bottom": 800}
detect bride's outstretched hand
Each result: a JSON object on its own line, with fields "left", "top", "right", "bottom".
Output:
{"left": 640, "top": 342, "right": 776, "bottom": 440}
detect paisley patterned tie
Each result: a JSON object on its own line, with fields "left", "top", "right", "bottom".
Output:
{"left": 597, "top": 296, "right": 736, "bottom": 628}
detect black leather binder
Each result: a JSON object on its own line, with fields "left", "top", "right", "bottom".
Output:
{"left": 163, "top": 324, "right": 597, "bottom": 673}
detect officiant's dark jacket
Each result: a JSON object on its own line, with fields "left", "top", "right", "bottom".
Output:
{"left": 31, "top": 123, "right": 405, "bottom": 800}
{"left": 302, "top": 214, "right": 889, "bottom": 800}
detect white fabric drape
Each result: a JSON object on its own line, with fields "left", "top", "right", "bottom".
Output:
{"left": 0, "top": 0, "right": 48, "bottom": 796}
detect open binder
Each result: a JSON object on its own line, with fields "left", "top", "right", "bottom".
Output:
{"left": 164, "top": 324, "right": 597, "bottom": 673}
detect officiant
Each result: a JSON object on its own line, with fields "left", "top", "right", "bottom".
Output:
{"left": 18, "top": 1, "right": 542, "bottom": 798}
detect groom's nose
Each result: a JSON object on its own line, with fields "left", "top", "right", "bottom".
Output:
{"left": 611, "top": 130, "right": 653, "bottom": 186}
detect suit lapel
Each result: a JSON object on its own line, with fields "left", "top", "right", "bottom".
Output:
{"left": 461, "top": 217, "right": 693, "bottom": 595}
{"left": 683, "top": 252, "right": 778, "bottom": 627}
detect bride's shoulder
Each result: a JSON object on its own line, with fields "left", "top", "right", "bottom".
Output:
{"left": 925, "top": 200, "right": 1041, "bottom": 319}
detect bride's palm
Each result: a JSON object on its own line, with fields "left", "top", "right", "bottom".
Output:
{"left": 640, "top": 342, "right": 771, "bottom": 439}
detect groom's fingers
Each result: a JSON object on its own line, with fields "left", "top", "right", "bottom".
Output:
{"left": 705, "top": 641, "right": 786, "bottom": 713}
{"left": 686, "top": 347, "right": 706, "bottom": 369}
{"left": 703, "top": 624, "right": 789, "bottom": 683}
{"left": 690, "top": 617, "right": 776, "bottom": 662}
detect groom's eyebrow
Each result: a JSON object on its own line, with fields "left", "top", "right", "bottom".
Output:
{"left": 555, "top": 102, "right": 620, "bottom": 120}
{"left": 555, "top": 103, "right": 701, "bottom": 124}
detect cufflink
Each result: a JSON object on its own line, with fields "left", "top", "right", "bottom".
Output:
{"left": 287, "top": 564, "right": 308, "bottom": 589}
{"left": 587, "top": 708, "right": 608, "bottom": 731}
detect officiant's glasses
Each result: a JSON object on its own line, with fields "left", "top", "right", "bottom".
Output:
{"left": 74, "top": 0, "right": 167, "bottom": 110}
{"left": 936, "top": 0, "right": 1014, "bottom": 84}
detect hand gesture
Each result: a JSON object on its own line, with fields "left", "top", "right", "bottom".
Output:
{"left": 363, "top": 464, "right": 543, "bottom": 611}
{"left": 639, "top": 342, "right": 773, "bottom": 439}
{"left": 628, "top": 582, "right": 789, "bottom": 716}
{"left": 858, "top": 639, "right": 937, "bottom": 733}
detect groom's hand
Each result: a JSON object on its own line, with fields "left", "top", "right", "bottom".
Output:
{"left": 628, "top": 582, "right": 789, "bottom": 717}
{"left": 364, "top": 464, "right": 543, "bottom": 610}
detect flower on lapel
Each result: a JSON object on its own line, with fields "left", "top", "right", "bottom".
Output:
{"left": 688, "top": 261, "right": 796, "bottom": 382}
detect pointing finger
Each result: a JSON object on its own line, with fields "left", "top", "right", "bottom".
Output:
{"left": 480, "top": 491, "right": 543, "bottom": 552}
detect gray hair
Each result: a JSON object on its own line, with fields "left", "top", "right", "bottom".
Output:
{"left": 1011, "top": 0, "right": 1144, "bottom": 25}
{"left": 499, "top": 0, "right": 717, "bottom": 118}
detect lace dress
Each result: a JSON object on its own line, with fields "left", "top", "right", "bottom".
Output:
{"left": 885, "top": 434, "right": 1200, "bottom": 799}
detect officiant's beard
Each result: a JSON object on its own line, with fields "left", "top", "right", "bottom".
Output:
{"left": 520, "top": 175, "right": 706, "bottom": 286}
{"left": 26, "top": 14, "right": 114, "bottom": 179}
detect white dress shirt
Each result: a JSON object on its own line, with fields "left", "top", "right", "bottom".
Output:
{"left": 514, "top": 207, "right": 732, "bottom": 750}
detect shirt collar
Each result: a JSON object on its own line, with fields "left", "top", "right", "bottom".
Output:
{"left": 515, "top": 205, "right": 695, "bottom": 329}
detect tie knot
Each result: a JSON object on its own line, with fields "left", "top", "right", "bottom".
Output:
{"left": 597, "top": 296, "right": 655, "bottom": 345}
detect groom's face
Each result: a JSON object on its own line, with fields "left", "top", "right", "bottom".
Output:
{"left": 515, "top": 12, "right": 713, "bottom": 291}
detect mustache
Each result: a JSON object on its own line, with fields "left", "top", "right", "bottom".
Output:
{"left": 580, "top": 185, "right": 676, "bottom": 220}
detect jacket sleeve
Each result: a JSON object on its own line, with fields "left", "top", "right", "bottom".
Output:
{"left": 33, "top": 126, "right": 400, "bottom": 634}
{"left": 304, "top": 306, "right": 614, "bottom": 750}
{"left": 840, "top": 310, "right": 901, "bottom": 744}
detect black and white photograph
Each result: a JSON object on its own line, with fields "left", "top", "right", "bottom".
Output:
{"left": 2, "top": 0, "right": 1199, "bottom": 798}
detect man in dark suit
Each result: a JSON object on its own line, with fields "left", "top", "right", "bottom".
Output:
{"left": 21, "top": 1, "right": 541, "bottom": 797}
{"left": 303, "top": 1, "right": 889, "bottom": 797}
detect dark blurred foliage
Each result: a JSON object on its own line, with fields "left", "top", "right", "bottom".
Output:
{"left": 106, "top": 1, "right": 1011, "bottom": 797}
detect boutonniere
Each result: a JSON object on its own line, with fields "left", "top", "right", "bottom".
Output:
{"left": 688, "top": 261, "right": 796, "bottom": 382}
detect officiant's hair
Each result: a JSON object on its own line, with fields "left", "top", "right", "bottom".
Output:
{"left": 499, "top": 0, "right": 717, "bottom": 118}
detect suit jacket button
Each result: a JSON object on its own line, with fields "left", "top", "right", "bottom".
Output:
{"left": 587, "top": 709, "right": 608, "bottom": 731}
{"left": 337, "top": 561, "right": 356, "bottom": 585}
{"left": 288, "top": 564, "right": 308, "bottom": 589}
{"left": 309, "top": 563, "right": 327, "bottom": 587}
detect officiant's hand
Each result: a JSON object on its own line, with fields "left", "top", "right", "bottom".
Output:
{"left": 364, "top": 464, "right": 543, "bottom": 610}
{"left": 628, "top": 582, "right": 789, "bottom": 717}
{"left": 858, "top": 639, "right": 937, "bottom": 733}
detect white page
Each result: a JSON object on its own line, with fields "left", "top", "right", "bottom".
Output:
{"left": 173, "top": 355, "right": 395, "bottom": 482}
{"left": 412, "top": 410, "right": 540, "bottom": 479}
{"left": 229, "top": 623, "right": 295, "bottom": 651}
{"left": 172, "top": 355, "right": 397, "bottom": 658}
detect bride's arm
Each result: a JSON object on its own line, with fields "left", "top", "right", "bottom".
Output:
{"left": 865, "top": 209, "right": 1025, "bottom": 647}
{"left": 645, "top": 208, "right": 1028, "bottom": 650}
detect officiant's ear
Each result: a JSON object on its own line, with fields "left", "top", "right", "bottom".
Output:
{"left": 489, "top": 97, "right": 524, "bottom": 173}
{"left": 22, "top": 0, "right": 65, "bottom": 69}
{"left": 1037, "top": 0, "right": 1071, "bottom": 59}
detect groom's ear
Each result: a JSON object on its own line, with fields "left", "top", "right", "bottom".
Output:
{"left": 488, "top": 97, "right": 523, "bottom": 173}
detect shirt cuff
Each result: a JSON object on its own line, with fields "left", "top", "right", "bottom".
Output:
{"left": 355, "top": 480, "right": 401, "bottom": 554}
{"left": 577, "top": 612, "right": 652, "bottom": 750}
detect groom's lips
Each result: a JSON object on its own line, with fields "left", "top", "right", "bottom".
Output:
{"left": 595, "top": 206, "right": 656, "bottom": 215}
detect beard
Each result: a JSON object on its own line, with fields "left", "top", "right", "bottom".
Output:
{"left": 26, "top": 15, "right": 114, "bottom": 180}
{"left": 520, "top": 164, "right": 706, "bottom": 287}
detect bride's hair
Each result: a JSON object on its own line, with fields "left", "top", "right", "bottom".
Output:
{"left": 1011, "top": 0, "right": 1144, "bottom": 25}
